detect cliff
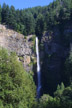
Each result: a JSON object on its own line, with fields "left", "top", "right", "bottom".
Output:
{"left": 0, "top": 24, "right": 36, "bottom": 72}
{"left": 40, "top": 21, "right": 72, "bottom": 95}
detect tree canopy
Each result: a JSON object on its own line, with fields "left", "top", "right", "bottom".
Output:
{"left": 0, "top": 48, "right": 36, "bottom": 108}
{"left": 0, "top": 0, "right": 71, "bottom": 37}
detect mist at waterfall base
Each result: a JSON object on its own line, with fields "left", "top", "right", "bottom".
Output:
{"left": 36, "top": 37, "right": 41, "bottom": 98}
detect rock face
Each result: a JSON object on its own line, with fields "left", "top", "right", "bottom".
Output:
{"left": 0, "top": 24, "right": 35, "bottom": 72}
{"left": 40, "top": 23, "right": 72, "bottom": 95}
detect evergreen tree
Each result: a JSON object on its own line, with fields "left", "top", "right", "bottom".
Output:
{"left": 1, "top": 3, "right": 7, "bottom": 23}
{"left": 0, "top": 5, "right": 2, "bottom": 23}
{"left": 25, "top": 13, "right": 35, "bottom": 35}
{"left": 61, "top": 82, "right": 65, "bottom": 90}
{"left": 60, "top": 86, "right": 72, "bottom": 108}
{"left": 35, "top": 14, "right": 45, "bottom": 40}
{"left": 70, "top": 0, "right": 72, "bottom": 18}
{"left": 65, "top": 51, "right": 72, "bottom": 84}
{"left": 8, "top": 6, "right": 16, "bottom": 29}
{"left": 5, "top": 5, "right": 10, "bottom": 25}
{"left": 0, "top": 0, "right": 72, "bottom": 36}
{"left": 54, "top": 82, "right": 65, "bottom": 97}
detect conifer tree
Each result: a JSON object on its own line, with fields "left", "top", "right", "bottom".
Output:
{"left": 0, "top": 5, "right": 2, "bottom": 23}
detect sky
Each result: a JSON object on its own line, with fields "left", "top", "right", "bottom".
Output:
{"left": 0, "top": 0, "right": 53, "bottom": 9}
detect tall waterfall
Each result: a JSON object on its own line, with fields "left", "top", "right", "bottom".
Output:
{"left": 36, "top": 37, "right": 41, "bottom": 98}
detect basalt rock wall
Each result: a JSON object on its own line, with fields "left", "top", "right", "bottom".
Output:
{"left": 40, "top": 22, "right": 72, "bottom": 95}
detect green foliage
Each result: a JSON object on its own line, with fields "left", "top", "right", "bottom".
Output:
{"left": 0, "top": 48, "right": 36, "bottom": 108}
{"left": 24, "top": 13, "right": 35, "bottom": 35}
{"left": 39, "top": 94, "right": 53, "bottom": 108}
{"left": 31, "top": 35, "right": 36, "bottom": 53}
{"left": 64, "top": 50, "right": 72, "bottom": 84}
{"left": 39, "top": 94, "right": 60, "bottom": 108}
{"left": 35, "top": 14, "right": 45, "bottom": 40}
{"left": 0, "top": 0, "right": 71, "bottom": 38}
{"left": 54, "top": 82, "right": 65, "bottom": 97}
{"left": 60, "top": 86, "right": 72, "bottom": 108}
{"left": 1, "top": 3, "right": 7, "bottom": 23}
{"left": 0, "top": 5, "right": 2, "bottom": 23}
{"left": 38, "top": 84, "right": 72, "bottom": 108}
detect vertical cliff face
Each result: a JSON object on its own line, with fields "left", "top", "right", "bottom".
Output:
{"left": 40, "top": 22, "right": 72, "bottom": 95}
{"left": 0, "top": 24, "right": 36, "bottom": 72}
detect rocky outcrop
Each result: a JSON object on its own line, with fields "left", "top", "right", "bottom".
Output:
{"left": 0, "top": 24, "right": 35, "bottom": 72}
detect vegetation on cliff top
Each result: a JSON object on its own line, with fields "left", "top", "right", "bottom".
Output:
{"left": 0, "top": 0, "right": 72, "bottom": 37}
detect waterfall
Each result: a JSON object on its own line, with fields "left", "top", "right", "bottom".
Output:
{"left": 36, "top": 37, "right": 41, "bottom": 98}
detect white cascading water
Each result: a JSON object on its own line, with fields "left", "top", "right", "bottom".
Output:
{"left": 36, "top": 37, "right": 41, "bottom": 98}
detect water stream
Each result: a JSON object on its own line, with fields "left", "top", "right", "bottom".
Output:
{"left": 36, "top": 37, "right": 41, "bottom": 98}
